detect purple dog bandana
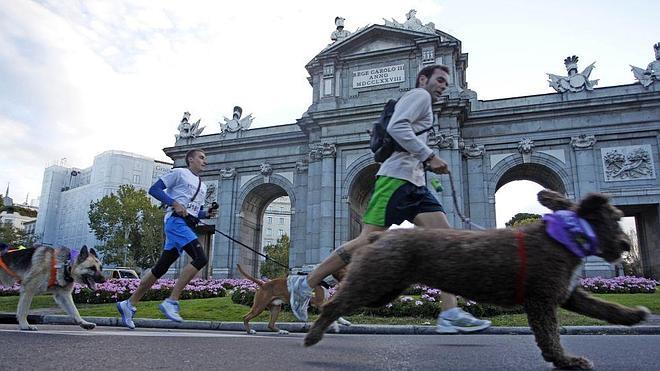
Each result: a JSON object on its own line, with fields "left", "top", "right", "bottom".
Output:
{"left": 542, "top": 210, "right": 599, "bottom": 257}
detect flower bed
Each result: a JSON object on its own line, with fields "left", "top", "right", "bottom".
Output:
{"left": 0, "top": 278, "right": 232, "bottom": 304}
{"left": 580, "top": 276, "right": 658, "bottom": 294}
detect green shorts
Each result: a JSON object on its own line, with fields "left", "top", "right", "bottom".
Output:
{"left": 362, "top": 176, "right": 445, "bottom": 227}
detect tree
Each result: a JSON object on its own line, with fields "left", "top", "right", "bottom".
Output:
{"left": 88, "top": 185, "right": 164, "bottom": 270}
{"left": 505, "top": 213, "right": 541, "bottom": 228}
{"left": 622, "top": 227, "right": 643, "bottom": 276}
{"left": 260, "top": 234, "right": 290, "bottom": 279}
{"left": 0, "top": 223, "right": 37, "bottom": 247}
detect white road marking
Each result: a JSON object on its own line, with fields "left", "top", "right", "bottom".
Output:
{"left": 0, "top": 328, "right": 301, "bottom": 339}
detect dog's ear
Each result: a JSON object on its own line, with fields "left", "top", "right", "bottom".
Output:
{"left": 78, "top": 245, "right": 89, "bottom": 263}
{"left": 577, "top": 193, "right": 610, "bottom": 217}
{"left": 89, "top": 247, "right": 98, "bottom": 258}
{"left": 537, "top": 189, "right": 575, "bottom": 211}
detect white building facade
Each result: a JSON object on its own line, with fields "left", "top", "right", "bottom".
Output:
{"left": 261, "top": 196, "right": 291, "bottom": 247}
{"left": 35, "top": 150, "right": 172, "bottom": 249}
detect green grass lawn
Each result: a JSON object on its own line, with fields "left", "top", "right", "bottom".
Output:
{"left": 2, "top": 292, "right": 658, "bottom": 326}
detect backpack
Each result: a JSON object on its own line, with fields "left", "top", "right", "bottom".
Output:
{"left": 369, "top": 99, "right": 434, "bottom": 163}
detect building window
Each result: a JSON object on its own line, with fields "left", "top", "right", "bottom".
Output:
{"left": 323, "top": 64, "right": 334, "bottom": 77}
{"left": 323, "top": 78, "right": 333, "bottom": 96}
{"left": 132, "top": 174, "right": 140, "bottom": 184}
{"left": 422, "top": 47, "right": 435, "bottom": 64}
{"left": 267, "top": 217, "right": 272, "bottom": 224}
{"left": 266, "top": 228, "right": 272, "bottom": 236}
{"left": 279, "top": 217, "right": 284, "bottom": 225}
{"left": 278, "top": 229, "right": 284, "bottom": 237}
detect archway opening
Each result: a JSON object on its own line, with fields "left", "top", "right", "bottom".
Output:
{"left": 260, "top": 196, "right": 291, "bottom": 279}
{"left": 347, "top": 163, "right": 379, "bottom": 240}
{"left": 236, "top": 183, "right": 290, "bottom": 278}
{"left": 495, "top": 163, "right": 565, "bottom": 227}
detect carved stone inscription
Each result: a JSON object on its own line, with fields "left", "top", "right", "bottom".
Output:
{"left": 601, "top": 145, "right": 656, "bottom": 182}
{"left": 352, "top": 64, "right": 405, "bottom": 88}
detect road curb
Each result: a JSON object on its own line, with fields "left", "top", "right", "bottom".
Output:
{"left": 2, "top": 313, "right": 659, "bottom": 335}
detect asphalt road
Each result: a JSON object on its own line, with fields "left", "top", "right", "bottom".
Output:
{"left": 0, "top": 324, "right": 658, "bottom": 370}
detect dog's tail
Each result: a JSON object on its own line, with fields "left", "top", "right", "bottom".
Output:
{"left": 236, "top": 264, "right": 264, "bottom": 287}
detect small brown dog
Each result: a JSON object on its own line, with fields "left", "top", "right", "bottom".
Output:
{"left": 305, "top": 190, "right": 649, "bottom": 369}
{"left": 237, "top": 264, "right": 350, "bottom": 334}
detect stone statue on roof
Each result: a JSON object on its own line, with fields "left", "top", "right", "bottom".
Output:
{"left": 383, "top": 9, "right": 436, "bottom": 35}
{"left": 547, "top": 55, "right": 598, "bottom": 93}
{"left": 219, "top": 106, "right": 254, "bottom": 135}
{"left": 331, "top": 16, "right": 351, "bottom": 43}
{"left": 176, "top": 111, "right": 205, "bottom": 140}
{"left": 631, "top": 42, "right": 660, "bottom": 88}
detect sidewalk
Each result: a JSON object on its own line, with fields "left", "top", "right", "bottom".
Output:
{"left": 2, "top": 313, "right": 660, "bottom": 335}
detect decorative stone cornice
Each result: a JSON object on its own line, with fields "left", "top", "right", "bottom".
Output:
{"left": 461, "top": 143, "right": 485, "bottom": 159}
{"left": 296, "top": 159, "right": 309, "bottom": 173}
{"left": 220, "top": 168, "right": 236, "bottom": 179}
{"left": 437, "top": 133, "right": 455, "bottom": 149}
{"left": 517, "top": 138, "right": 535, "bottom": 163}
{"left": 517, "top": 138, "right": 535, "bottom": 154}
{"left": 259, "top": 163, "right": 273, "bottom": 177}
{"left": 570, "top": 134, "right": 597, "bottom": 150}
{"left": 309, "top": 143, "right": 337, "bottom": 162}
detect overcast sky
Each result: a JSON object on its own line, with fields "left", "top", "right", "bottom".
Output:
{"left": 1, "top": 0, "right": 658, "bottom": 227}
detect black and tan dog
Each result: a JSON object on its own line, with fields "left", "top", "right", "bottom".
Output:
{"left": 237, "top": 264, "right": 350, "bottom": 334}
{"left": 0, "top": 245, "right": 105, "bottom": 331}
{"left": 305, "top": 190, "right": 649, "bottom": 370}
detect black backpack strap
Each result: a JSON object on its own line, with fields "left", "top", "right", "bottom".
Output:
{"left": 190, "top": 176, "right": 202, "bottom": 204}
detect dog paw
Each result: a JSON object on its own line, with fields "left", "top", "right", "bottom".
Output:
{"left": 329, "top": 322, "right": 340, "bottom": 333}
{"left": 19, "top": 325, "right": 38, "bottom": 331}
{"left": 636, "top": 306, "right": 651, "bottom": 322}
{"left": 555, "top": 356, "right": 594, "bottom": 370}
{"left": 337, "top": 317, "right": 352, "bottom": 326}
{"left": 277, "top": 329, "right": 289, "bottom": 335}
{"left": 247, "top": 329, "right": 257, "bottom": 335}
{"left": 80, "top": 321, "right": 96, "bottom": 330}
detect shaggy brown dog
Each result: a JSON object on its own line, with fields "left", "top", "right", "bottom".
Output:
{"left": 305, "top": 190, "right": 649, "bottom": 370}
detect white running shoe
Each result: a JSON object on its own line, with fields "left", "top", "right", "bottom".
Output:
{"left": 159, "top": 299, "right": 183, "bottom": 322}
{"left": 116, "top": 300, "right": 137, "bottom": 329}
{"left": 287, "top": 275, "right": 312, "bottom": 322}
{"left": 436, "top": 308, "right": 491, "bottom": 334}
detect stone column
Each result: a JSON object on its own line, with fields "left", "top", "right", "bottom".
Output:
{"left": 213, "top": 167, "right": 237, "bottom": 278}
{"left": 319, "top": 143, "right": 337, "bottom": 261}
{"left": 291, "top": 159, "right": 309, "bottom": 268}
{"left": 570, "top": 134, "right": 598, "bottom": 197}
{"left": 305, "top": 142, "right": 336, "bottom": 265}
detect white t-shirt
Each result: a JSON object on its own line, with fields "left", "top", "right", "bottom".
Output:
{"left": 160, "top": 168, "right": 207, "bottom": 219}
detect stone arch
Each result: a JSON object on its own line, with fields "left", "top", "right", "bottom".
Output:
{"left": 232, "top": 174, "right": 296, "bottom": 277}
{"left": 489, "top": 152, "right": 572, "bottom": 195}
{"left": 342, "top": 153, "right": 379, "bottom": 241}
{"left": 485, "top": 152, "right": 571, "bottom": 229}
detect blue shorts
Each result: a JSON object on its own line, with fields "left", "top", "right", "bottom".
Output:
{"left": 164, "top": 216, "right": 197, "bottom": 253}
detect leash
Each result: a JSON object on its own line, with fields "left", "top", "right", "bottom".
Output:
{"left": 174, "top": 204, "right": 291, "bottom": 271}
{"left": 197, "top": 219, "right": 291, "bottom": 271}
{"left": 430, "top": 170, "right": 486, "bottom": 230}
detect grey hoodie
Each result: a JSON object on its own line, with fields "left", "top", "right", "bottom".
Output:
{"left": 376, "top": 88, "right": 434, "bottom": 186}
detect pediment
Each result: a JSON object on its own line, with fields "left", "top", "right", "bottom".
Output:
{"left": 314, "top": 25, "right": 441, "bottom": 60}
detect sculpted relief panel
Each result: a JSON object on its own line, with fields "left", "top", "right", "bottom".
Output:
{"left": 601, "top": 145, "right": 656, "bottom": 182}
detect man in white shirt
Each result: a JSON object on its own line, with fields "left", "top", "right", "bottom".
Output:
{"left": 117, "top": 149, "right": 216, "bottom": 329}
